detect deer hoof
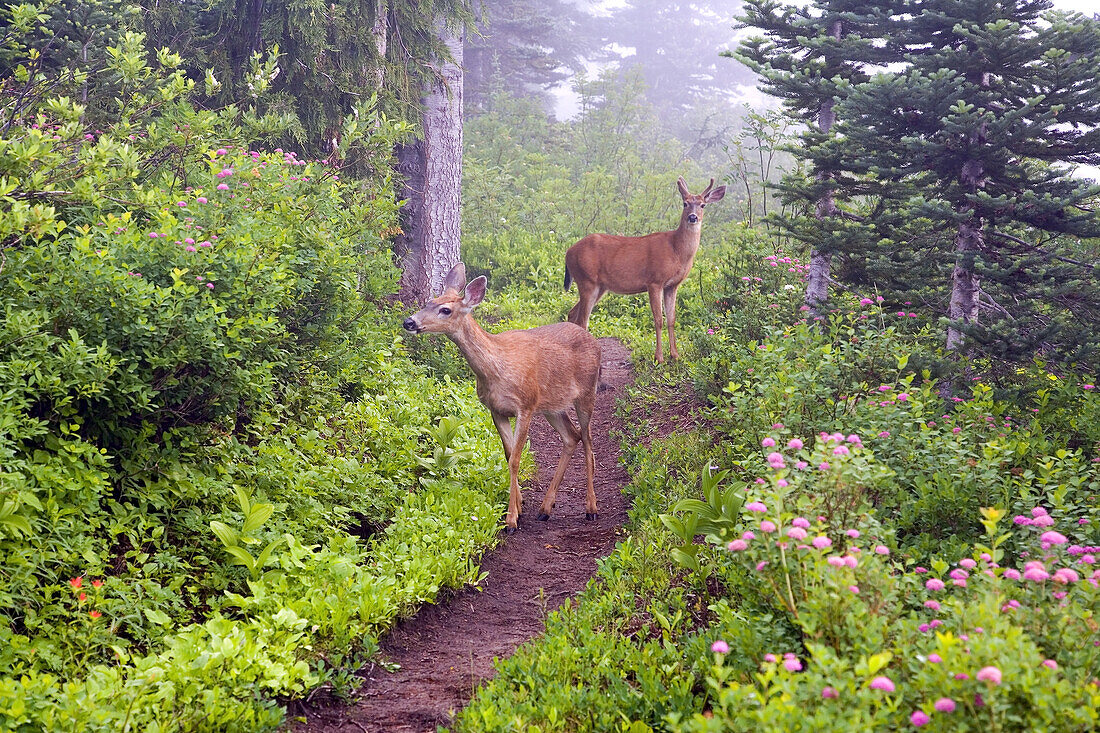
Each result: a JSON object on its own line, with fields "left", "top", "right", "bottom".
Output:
{"left": 585, "top": 512, "right": 599, "bottom": 521}
{"left": 505, "top": 525, "right": 518, "bottom": 535}
{"left": 536, "top": 512, "right": 550, "bottom": 521}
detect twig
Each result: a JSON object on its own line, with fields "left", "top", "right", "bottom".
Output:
{"left": 991, "top": 229, "right": 1097, "bottom": 269}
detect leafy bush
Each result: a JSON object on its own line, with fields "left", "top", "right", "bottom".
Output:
{"left": 0, "top": 28, "right": 510, "bottom": 730}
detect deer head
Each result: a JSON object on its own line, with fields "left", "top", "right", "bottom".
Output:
{"left": 677, "top": 176, "right": 726, "bottom": 227}
{"left": 402, "top": 264, "right": 487, "bottom": 335}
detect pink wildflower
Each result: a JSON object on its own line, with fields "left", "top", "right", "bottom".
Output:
{"left": 869, "top": 676, "right": 895, "bottom": 692}
{"left": 1052, "top": 568, "right": 1079, "bottom": 584}
{"left": 934, "top": 698, "right": 956, "bottom": 713}
{"left": 711, "top": 640, "right": 729, "bottom": 654}
{"left": 910, "top": 711, "right": 930, "bottom": 727}
{"left": 976, "top": 666, "right": 1002, "bottom": 685}
{"left": 747, "top": 502, "right": 767, "bottom": 513}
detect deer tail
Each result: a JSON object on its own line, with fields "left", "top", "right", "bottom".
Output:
{"left": 564, "top": 264, "right": 573, "bottom": 291}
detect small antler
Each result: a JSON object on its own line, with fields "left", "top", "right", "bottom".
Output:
{"left": 701, "top": 178, "right": 716, "bottom": 197}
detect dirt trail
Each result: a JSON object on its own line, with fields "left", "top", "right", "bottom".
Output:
{"left": 294, "top": 337, "right": 634, "bottom": 733}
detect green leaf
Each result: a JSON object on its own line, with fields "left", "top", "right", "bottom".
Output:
{"left": 143, "top": 608, "right": 172, "bottom": 625}
{"left": 224, "top": 545, "right": 256, "bottom": 571}
{"left": 210, "top": 520, "right": 239, "bottom": 548}
{"left": 242, "top": 503, "right": 274, "bottom": 535}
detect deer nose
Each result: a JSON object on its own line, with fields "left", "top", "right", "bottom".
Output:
{"left": 402, "top": 317, "right": 419, "bottom": 332}
{"left": 688, "top": 213, "right": 699, "bottom": 223}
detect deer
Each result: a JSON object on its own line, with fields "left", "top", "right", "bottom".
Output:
{"left": 564, "top": 176, "right": 726, "bottom": 363}
{"left": 402, "top": 263, "right": 601, "bottom": 534}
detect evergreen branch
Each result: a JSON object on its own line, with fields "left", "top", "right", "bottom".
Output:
{"left": 990, "top": 229, "right": 1098, "bottom": 270}
{"left": 976, "top": 288, "right": 1016, "bottom": 321}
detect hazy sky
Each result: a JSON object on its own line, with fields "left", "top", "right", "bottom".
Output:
{"left": 1053, "top": 0, "right": 1097, "bottom": 12}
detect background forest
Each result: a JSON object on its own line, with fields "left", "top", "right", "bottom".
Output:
{"left": 1, "top": 0, "right": 1098, "bottom": 730}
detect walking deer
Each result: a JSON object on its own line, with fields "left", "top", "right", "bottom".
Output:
{"left": 402, "top": 263, "right": 601, "bottom": 533}
{"left": 564, "top": 176, "right": 726, "bottom": 362}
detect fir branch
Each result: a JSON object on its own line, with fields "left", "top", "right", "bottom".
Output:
{"left": 990, "top": 229, "right": 1098, "bottom": 270}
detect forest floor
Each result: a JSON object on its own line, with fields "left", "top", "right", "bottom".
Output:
{"left": 293, "top": 337, "right": 635, "bottom": 733}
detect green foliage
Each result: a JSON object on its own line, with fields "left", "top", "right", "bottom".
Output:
{"left": 0, "top": 24, "right": 509, "bottom": 730}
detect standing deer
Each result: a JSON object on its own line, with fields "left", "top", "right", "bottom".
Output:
{"left": 402, "top": 263, "right": 601, "bottom": 533}
{"left": 564, "top": 176, "right": 726, "bottom": 362}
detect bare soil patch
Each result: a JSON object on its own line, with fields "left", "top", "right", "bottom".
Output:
{"left": 293, "top": 337, "right": 634, "bottom": 732}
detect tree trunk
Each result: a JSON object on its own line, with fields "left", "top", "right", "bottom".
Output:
{"left": 946, "top": 212, "right": 982, "bottom": 351}
{"left": 396, "top": 27, "right": 464, "bottom": 306}
{"left": 946, "top": 99, "right": 988, "bottom": 352}
{"left": 804, "top": 19, "right": 842, "bottom": 317}
{"left": 370, "top": 0, "right": 388, "bottom": 87}
{"left": 805, "top": 97, "right": 836, "bottom": 316}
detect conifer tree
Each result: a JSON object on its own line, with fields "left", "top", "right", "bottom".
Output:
{"left": 736, "top": 0, "right": 901, "bottom": 314}
{"left": 838, "top": 2, "right": 1100, "bottom": 360}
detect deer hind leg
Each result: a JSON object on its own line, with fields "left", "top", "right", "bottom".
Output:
{"left": 663, "top": 284, "right": 681, "bottom": 361}
{"left": 568, "top": 282, "right": 603, "bottom": 330}
{"left": 504, "top": 411, "right": 534, "bottom": 533}
{"left": 648, "top": 285, "right": 665, "bottom": 363}
{"left": 491, "top": 411, "right": 514, "bottom": 463}
{"left": 576, "top": 400, "right": 597, "bottom": 520}
{"left": 537, "top": 411, "right": 581, "bottom": 521}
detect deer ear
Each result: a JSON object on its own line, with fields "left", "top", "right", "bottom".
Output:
{"left": 463, "top": 276, "right": 487, "bottom": 308}
{"left": 442, "top": 262, "right": 467, "bottom": 293}
{"left": 676, "top": 176, "right": 690, "bottom": 198}
{"left": 705, "top": 185, "right": 726, "bottom": 203}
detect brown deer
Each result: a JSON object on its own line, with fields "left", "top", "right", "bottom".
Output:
{"left": 402, "top": 263, "right": 601, "bottom": 533}
{"left": 564, "top": 176, "right": 726, "bottom": 362}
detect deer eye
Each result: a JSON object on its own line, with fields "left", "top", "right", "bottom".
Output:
{"left": 683, "top": 202, "right": 689, "bottom": 207}
{"left": 439, "top": 307, "right": 452, "bottom": 316}
{"left": 701, "top": 203, "right": 706, "bottom": 208}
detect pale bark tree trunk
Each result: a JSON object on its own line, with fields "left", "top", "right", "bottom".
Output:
{"left": 396, "top": 27, "right": 464, "bottom": 306}
{"left": 370, "top": 0, "right": 388, "bottom": 87}
{"left": 946, "top": 79, "right": 989, "bottom": 352}
{"left": 804, "top": 18, "right": 842, "bottom": 317}
{"left": 946, "top": 209, "right": 982, "bottom": 351}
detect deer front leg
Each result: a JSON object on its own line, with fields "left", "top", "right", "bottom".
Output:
{"left": 648, "top": 285, "right": 665, "bottom": 363}
{"left": 538, "top": 411, "right": 581, "bottom": 520}
{"left": 504, "top": 411, "right": 533, "bottom": 533}
{"left": 663, "top": 284, "right": 681, "bottom": 361}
